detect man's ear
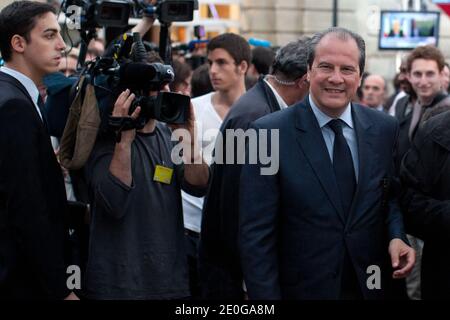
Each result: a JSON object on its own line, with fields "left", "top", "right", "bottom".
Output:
{"left": 238, "top": 60, "right": 249, "bottom": 75}
{"left": 297, "top": 74, "right": 309, "bottom": 89}
{"left": 306, "top": 66, "right": 311, "bottom": 83}
{"left": 406, "top": 73, "right": 412, "bottom": 83}
{"left": 10, "top": 34, "right": 27, "bottom": 54}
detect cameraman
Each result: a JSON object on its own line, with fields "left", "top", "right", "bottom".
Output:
{"left": 83, "top": 52, "right": 209, "bottom": 299}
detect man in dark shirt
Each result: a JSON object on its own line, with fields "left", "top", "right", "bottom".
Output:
{"left": 84, "top": 69, "right": 209, "bottom": 298}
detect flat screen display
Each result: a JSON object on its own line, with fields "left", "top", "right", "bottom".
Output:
{"left": 379, "top": 11, "right": 440, "bottom": 50}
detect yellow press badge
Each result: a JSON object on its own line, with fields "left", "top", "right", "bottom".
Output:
{"left": 153, "top": 165, "right": 174, "bottom": 184}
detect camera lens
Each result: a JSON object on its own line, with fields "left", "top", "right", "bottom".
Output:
{"left": 160, "top": 98, "right": 181, "bottom": 122}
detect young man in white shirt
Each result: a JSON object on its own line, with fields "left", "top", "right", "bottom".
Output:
{"left": 182, "top": 33, "right": 251, "bottom": 297}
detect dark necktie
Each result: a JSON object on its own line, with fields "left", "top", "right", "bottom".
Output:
{"left": 327, "top": 119, "right": 356, "bottom": 218}
{"left": 37, "top": 95, "right": 48, "bottom": 131}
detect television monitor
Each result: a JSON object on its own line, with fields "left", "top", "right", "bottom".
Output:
{"left": 379, "top": 11, "right": 440, "bottom": 50}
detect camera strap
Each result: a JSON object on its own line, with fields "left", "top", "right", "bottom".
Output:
{"left": 108, "top": 116, "right": 145, "bottom": 143}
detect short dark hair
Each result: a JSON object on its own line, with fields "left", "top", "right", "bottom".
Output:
{"left": 406, "top": 45, "right": 445, "bottom": 73}
{"left": 170, "top": 59, "right": 192, "bottom": 92}
{"left": 207, "top": 33, "right": 251, "bottom": 68}
{"left": 307, "top": 27, "right": 366, "bottom": 75}
{"left": 272, "top": 36, "right": 311, "bottom": 81}
{"left": 191, "top": 63, "right": 213, "bottom": 98}
{"left": 0, "top": 1, "right": 56, "bottom": 61}
{"left": 251, "top": 47, "right": 275, "bottom": 75}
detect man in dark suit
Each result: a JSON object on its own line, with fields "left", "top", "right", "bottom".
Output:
{"left": 239, "top": 27, "right": 415, "bottom": 300}
{"left": 0, "top": 1, "right": 77, "bottom": 299}
{"left": 199, "top": 38, "right": 310, "bottom": 299}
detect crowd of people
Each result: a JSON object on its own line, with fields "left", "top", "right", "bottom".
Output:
{"left": 0, "top": 0, "right": 449, "bottom": 300}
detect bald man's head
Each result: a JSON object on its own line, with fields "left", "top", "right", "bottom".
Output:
{"left": 362, "top": 74, "right": 386, "bottom": 108}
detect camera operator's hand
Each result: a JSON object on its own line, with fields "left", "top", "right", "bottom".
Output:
{"left": 170, "top": 102, "right": 209, "bottom": 187}
{"left": 132, "top": 1, "right": 157, "bottom": 37}
{"left": 169, "top": 102, "right": 199, "bottom": 160}
{"left": 109, "top": 89, "right": 141, "bottom": 187}
{"left": 112, "top": 89, "right": 141, "bottom": 145}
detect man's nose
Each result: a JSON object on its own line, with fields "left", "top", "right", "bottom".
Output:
{"left": 328, "top": 70, "right": 344, "bottom": 84}
{"left": 57, "top": 33, "right": 66, "bottom": 51}
{"left": 418, "top": 75, "right": 429, "bottom": 84}
{"left": 209, "top": 62, "right": 219, "bottom": 75}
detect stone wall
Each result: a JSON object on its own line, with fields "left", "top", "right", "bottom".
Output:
{"left": 241, "top": 0, "right": 450, "bottom": 94}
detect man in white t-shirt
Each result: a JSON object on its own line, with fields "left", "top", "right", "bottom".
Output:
{"left": 182, "top": 33, "right": 251, "bottom": 297}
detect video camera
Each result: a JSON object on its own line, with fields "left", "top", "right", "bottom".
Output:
{"left": 62, "top": 0, "right": 131, "bottom": 29}
{"left": 61, "top": 0, "right": 197, "bottom": 65}
{"left": 62, "top": 0, "right": 197, "bottom": 29}
{"left": 142, "top": 0, "right": 196, "bottom": 24}
{"left": 92, "top": 32, "right": 191, "bottom": 128}
{"left": 57, "top": 0, "right": 194, "bottom": 131}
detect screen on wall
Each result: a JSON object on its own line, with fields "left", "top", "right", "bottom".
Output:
{"left": 379, "top": 11, "right": 440, "bottom": 50}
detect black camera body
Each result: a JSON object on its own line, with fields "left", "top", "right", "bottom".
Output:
{"left": 144, "top": 0, "right": 197, "bottom": 24}
{"left": 115, "top": 60, "right": 191, "bottom": 125}
{"left": 60, "top": 0, "right": 194, "bottom": 128}
{"left": 63, "top": 0, "right": 131, "bottom": 29}
{"left": 63, "top": 0, "right": 197, "bottom": 29}
{"left": 131, "top": 91, "right": 190, "bottom": 126}
{"left": 99, "top": 33, "right": 190, "bottom": 126}
{"left": 118, "top": 62, "right": 175, "bottom": 92}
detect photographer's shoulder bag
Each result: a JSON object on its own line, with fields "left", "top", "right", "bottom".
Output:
{"left": 59, "top": 75, "right": 101, "bottom": 170}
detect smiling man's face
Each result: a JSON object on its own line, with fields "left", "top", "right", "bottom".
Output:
{"left": 308, "top": 34, "right": 362, "bottom": 117}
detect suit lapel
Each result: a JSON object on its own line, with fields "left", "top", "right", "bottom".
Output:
{"left": 346, "top": 104, "right": 375, "bottom": 227}
{"left": 0, "top": 72, "right": 42, "bottom": 123}
{"left": 295, "top": 100, "right": 346, "bottom": 224}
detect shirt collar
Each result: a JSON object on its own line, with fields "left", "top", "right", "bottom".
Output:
{"left": 264, "top": 76, "right": 289, "bottom": 109}
{"left": 308, "top": 94, "right": 353, "bottom": 129}
{"left": 0, "top": 66, "right": 40, "bottom": 105}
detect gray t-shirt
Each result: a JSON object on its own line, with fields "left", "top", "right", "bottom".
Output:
{"left": 84, "top": 123, "right": 205, "bottom": 299}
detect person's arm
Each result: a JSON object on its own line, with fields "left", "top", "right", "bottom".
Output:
{"left": 86, "top": 90, "right": 141, "bottom": 220}
{"left": 170, "top": 103, "right": 209, "bottom": 189}
{"left": 183, "top": 146, "right": 209, "bottom": 188}
{"left": 385, "top": 121, "right": 408, "bottom": 242}
{"left": 131, "top": 0, "right": 157, "bottom": 37}
{"left": 108, "top": 90, "right": 141, "bottom": 186}
{"left": 239, "top": 123, "right": 281, "bottom": 299}
{"left": 131, "top": 16, "right": 155, "bottom": 38}
{"left": 384, "top": 120, "right": 415, "bottom": 279}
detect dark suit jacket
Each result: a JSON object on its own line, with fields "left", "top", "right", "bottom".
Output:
{"left": 0, "top": 71, "right": 70, "bottom": 299}
{"left": 400, "top": 110, "right": 450, "bottom": 299}
{"left": 393, "top": 95, "right": 413, "bottom": 174}
{"left": 199, "top": 77, "right": 281, "bottom": 299}
{"left": 239, "top": 98, "right": 407, "bottom": 299}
